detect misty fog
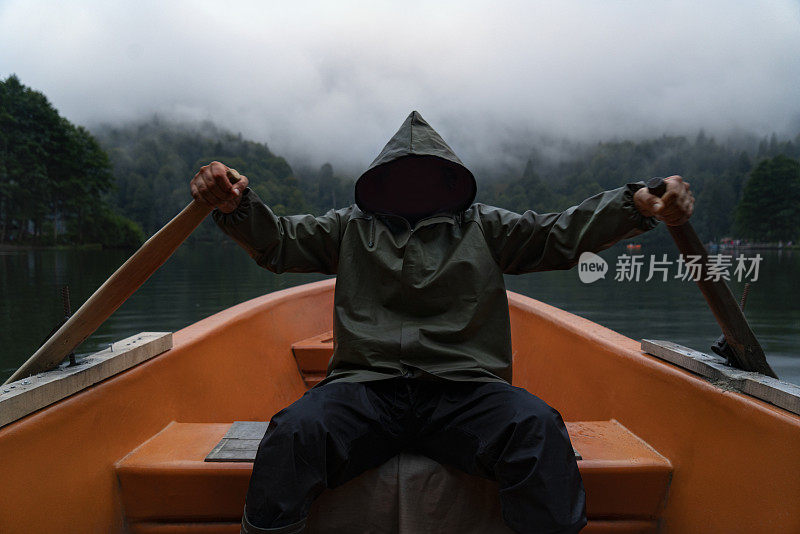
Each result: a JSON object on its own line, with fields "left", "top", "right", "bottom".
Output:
{"left": 1, "top": 0, "right": 799, "bottom": 174}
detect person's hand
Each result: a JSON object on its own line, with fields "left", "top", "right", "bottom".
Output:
{"left": 634, "top": 175, "right": 694, "bottom": 226}
{"left": 190, "top": 161, "right": 249, "bottom": 213}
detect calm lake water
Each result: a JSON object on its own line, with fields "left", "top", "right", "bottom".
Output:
{"left": 2, "top": 242, "right": 798, "bottom": 386}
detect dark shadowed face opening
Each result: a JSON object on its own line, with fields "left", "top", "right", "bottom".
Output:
{"left": 357, "top": 156, "right": 474, "bottom": 223}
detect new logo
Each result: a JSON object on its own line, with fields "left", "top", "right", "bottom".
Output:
{"left": 578, "top": 252, "right": 608, "bottom": 284}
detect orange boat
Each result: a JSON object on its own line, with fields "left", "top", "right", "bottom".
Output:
{"left": 1, "top": 278, "right": 798, "bottom": 533}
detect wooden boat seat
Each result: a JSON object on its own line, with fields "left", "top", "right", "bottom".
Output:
{"left": 292, "top": 331, "right": 334, "bottom": 387}
{"left": 115, "top": 420, "right": 671, "bottom": 533}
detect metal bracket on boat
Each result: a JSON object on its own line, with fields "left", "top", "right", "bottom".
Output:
{"left": 61, "top": 286, "right": 77, "bottom": 367}
{"left": 710, "top": 283, "right": 752, "bottom": 368}
{"left": 37, "top": 286, "right": 78, "bottom": 368}
{"left": 0, "top": 332, "right": 172, "bottom": 428}
{"left": 642, "top": 339, "right": 800, "bottom": 416}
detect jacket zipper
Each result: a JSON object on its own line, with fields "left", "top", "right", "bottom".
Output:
{"left": 368, "top": 216, "right": 376, "bottom": 248}
{"left": 367, "top": 210, "right": 463, "bottom": 248}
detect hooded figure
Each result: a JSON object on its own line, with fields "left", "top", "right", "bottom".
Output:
{"left": 212, "top": 111, "right": 660, "bottom": 534}
{"left": 354, "top": 110, "right": 476, "bottom": 222}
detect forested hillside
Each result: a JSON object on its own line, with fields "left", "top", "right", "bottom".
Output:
{"left": 92, "top": 119, "right": 354, "bottom": 242}
{"left": 3, "top": 75, "right": 799, "bottom": 248}
{"left": 0, "top": 76, "right": 353, "bottom": 247}
{"left": 478, "top": 133, "right": 800, "bottom": 244}
{"left": 0, "top": 75, "right": 143, "bottom": 247}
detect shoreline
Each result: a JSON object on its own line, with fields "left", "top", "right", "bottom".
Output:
{"left": 0, "top": 239, "right": 233, "bottom": 252}
{"left": 0, "top": 243, "right": 104, "bottom": 251}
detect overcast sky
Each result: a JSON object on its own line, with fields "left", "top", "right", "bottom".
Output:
{"left": 2, "top": 0, "right": 799, "bottom": 171}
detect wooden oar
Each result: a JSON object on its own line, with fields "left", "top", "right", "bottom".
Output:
{"left": 646, "top": 177, "right": 777, "bottom": 378}
{"left": 3, "top": 169, "right": 241, "bottom": 385}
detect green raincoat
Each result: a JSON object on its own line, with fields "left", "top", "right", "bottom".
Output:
{"left": 214, "top": 111, "right": 658, "bottom": 385}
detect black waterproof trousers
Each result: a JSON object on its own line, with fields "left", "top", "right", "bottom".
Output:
{"left": 242, "top": 378, "right": 586, "bottom": 534}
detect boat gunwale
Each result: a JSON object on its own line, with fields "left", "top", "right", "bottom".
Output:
{"left": 507, "top": 291, "right": 800, "bottom": 423}
{"left": 0, "top": 278, "right": 797, "bottom": 533}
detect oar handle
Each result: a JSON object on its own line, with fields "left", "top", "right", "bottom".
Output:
{"left": 645, "top": 176, "right": 668, "bottom": 197}
{"left": 226, "top": 168, "right": 241, "bottom": 185}
{"left": 645, "top": 177, "right": 777, "bottom": 378}
{"left": 4, "top": 168, "right": 242, "bottom": 385}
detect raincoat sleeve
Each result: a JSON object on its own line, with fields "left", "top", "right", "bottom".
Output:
{"left": 477, "top": 183, "right": 659, "bottom": 274}
{"left": 212, "top": 188, "right": 346, "bottom": 274}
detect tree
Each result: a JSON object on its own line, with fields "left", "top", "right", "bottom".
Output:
{"left": 0, "top": 75, "right": 140, "bottom": 246}
{"left": 693, "top": 174, "right": 736, "bottom": 241}
{"left": 477, "top": 132, "right": 799, "bottom": 244}
{"left": 0, "top": 75, "right": 62, "bottom": 241}
{"left": 93, "top": 117, "right": 339, "bottom": 241}
{"left": 318, "top": 163, "right": 336, "bottom": 209}
{"left": 735, "top": 155, "right": 800, "bottom": 242}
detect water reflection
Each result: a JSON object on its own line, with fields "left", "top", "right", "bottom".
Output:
{"left": 1, "top": 242, "right": 798, "bottom": 385}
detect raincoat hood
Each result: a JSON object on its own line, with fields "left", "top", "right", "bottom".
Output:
{"left": 355, "top": 111, "right": 477, "bottom": 217}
